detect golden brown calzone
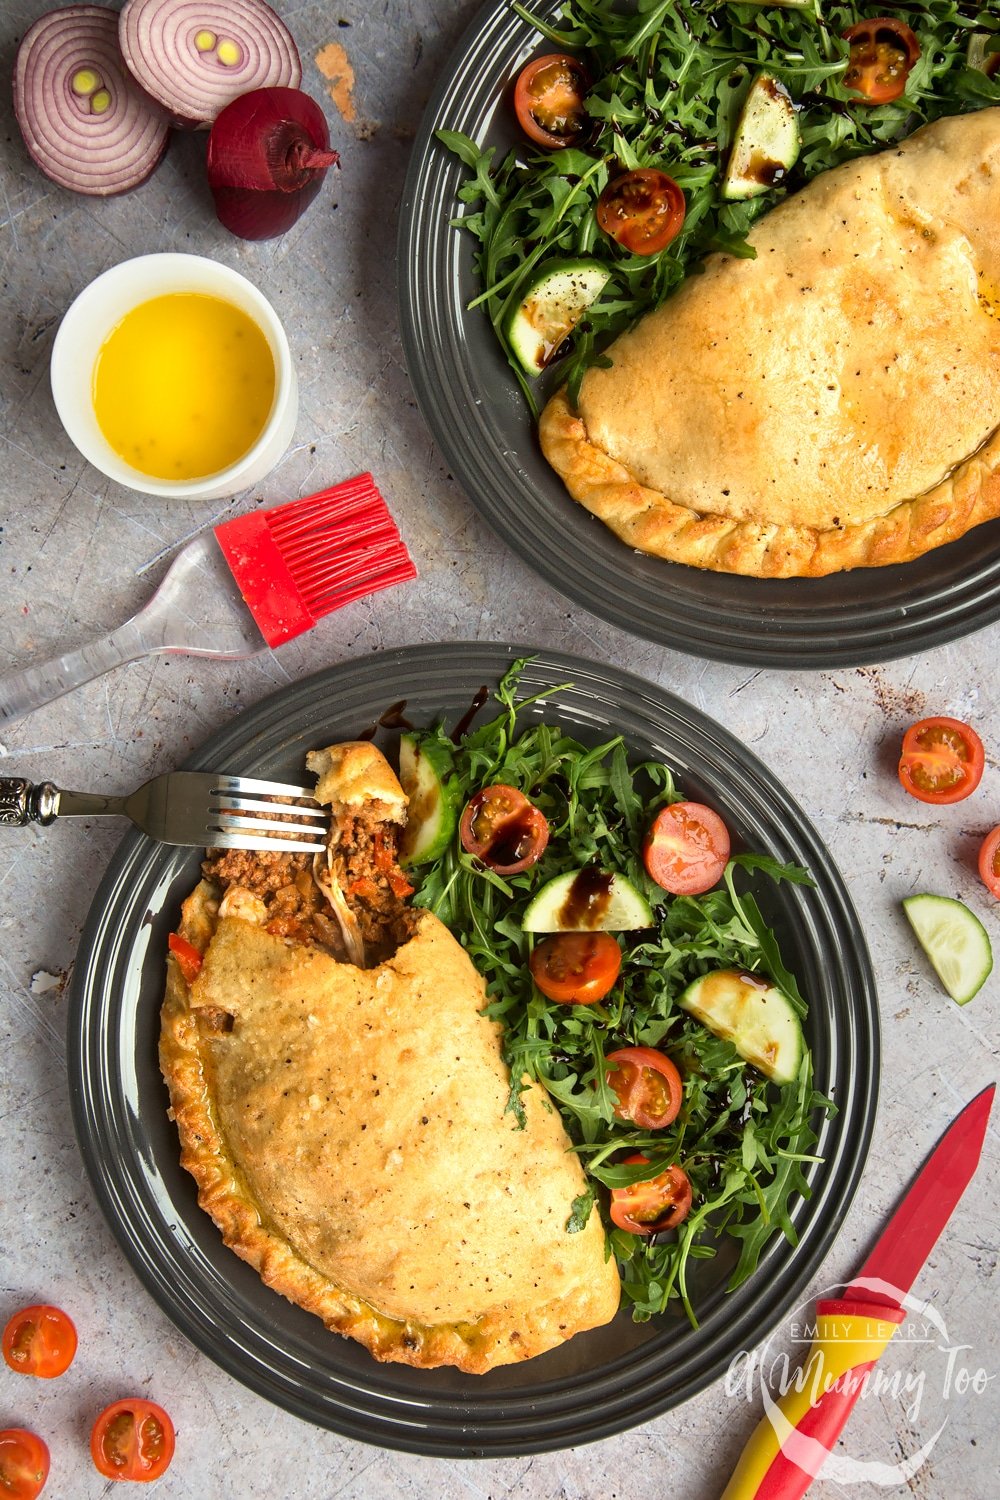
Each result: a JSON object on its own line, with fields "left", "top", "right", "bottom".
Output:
{"left": 160, "top": 745, "right": 619, "bottom": 1372}
{"left": 539, "top": 109, "right": 1000, "bottom": 578}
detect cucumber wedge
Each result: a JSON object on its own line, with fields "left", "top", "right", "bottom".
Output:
{"left": 968, "top": 33, "right": 1000, "bottom": 78}
{"left": 723, "top": 73, "right": 800, "bottom": 202}
{"left": 522, "top": 868, "right": 654, "bottom": 933}
{"left": 398, "top": 733, "right": 460, "bottom": 866}
{"left": 903, "top": 894, "right": 994, "bottom": 1006}
{"left": 506, "top": 258, "right": 611, "bottom": 375}
{"left": 678, "top": 967, "right": 804, "bottom": 1084}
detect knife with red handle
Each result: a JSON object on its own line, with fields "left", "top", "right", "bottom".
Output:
{"left": 720, "top": 1082, "right": 995, "bottom": 1500}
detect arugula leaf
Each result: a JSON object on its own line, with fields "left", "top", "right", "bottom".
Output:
{"left": 727, "top": 1052, "right": 832, "bottom": 1289}
{"left": 567, "top": 1186, "right": 598, "bottom": 1233}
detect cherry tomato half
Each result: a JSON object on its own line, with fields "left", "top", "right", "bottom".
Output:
{"left": 90, "top": 1400, "right": 175, "bottom": 1484}
{"left": 595, "top": 168, "right": 686, "bottom": 255}
{"left": 2, "top": 1304, "right": 77, "bottom": 1379}
{"left": 898, "top": 717, "right": 985, "bottom": 805}
{"left": 459, "top": 784, "right": 550, "bottom": 874}
{"left": 842, "top": 17, "right": 920, "bottom": 105}
{"left": 0, "top": 1430, "right": 50, "bottom": 1500}
{"left": 529, "top": 931, "right": 622, "bottom": 1004}
{"left": 513, "top": 53, "right": 590, "bottom": 148}
{"left": 643, "top": 801, "right": 731, "bottom": 895}
{"left": 609, "top": 1154, "right": 693, "bottom": 1235}
{"left": 606, "top": 1047, "right": 683, "bottom": 1129}
{"left": 978, "top": 826, "right": 1000, "bottom": 898}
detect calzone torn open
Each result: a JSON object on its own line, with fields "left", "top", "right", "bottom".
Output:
{"left": 539, "top": 109, "right": 1000, "bottom": 578}
{"left": 160, "top": 742, "right": 620, "bottom": 1372}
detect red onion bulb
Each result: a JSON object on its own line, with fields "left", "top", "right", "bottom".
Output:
{"left": 119, "top": 0, "right": 301, "bottom": 129}
{"left": 207, "top": 87, "right": 339, "bottom": 241}
{"left": 13, "top": 5, "right": 170, "bottom": 197}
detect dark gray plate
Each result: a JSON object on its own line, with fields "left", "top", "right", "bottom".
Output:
{"left": 68, "top": 644, "right": 878, "bottom": 1457}
{"left": 397, "top": 0, "right": 1000, "bottom": 668}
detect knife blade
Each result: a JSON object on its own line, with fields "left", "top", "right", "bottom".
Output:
{"left": 844, "top": 1082, "right": 995, "bottom": 1309}
{"left": 719, "top": 1083, "right": 995, "bottom": 1500}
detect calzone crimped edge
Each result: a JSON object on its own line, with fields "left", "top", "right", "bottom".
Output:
{"left": 539, "top": 109, "right": 1000, "bottom": 578}
{"left": 160, "top": 743, "right": 620, "bottom": 1373}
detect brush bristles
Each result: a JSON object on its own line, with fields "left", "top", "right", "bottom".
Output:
{"left": 263, "top": 475, "right": 416, "bottom": 618}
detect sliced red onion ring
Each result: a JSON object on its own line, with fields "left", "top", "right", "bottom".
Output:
{"left": 13, "top": 5, "right": 170, "bottom": 197}
{"left": 119, "top": 0, "right": 302, "bottom": 129}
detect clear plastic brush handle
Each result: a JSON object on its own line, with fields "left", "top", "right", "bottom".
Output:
{"left": 0, "top": 533, "right": 266, "bottom": 725}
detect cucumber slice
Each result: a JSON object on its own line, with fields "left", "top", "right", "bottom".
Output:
{"left": 968, "top": 32, "right": 1000, "bottom": 78}
{"left": 398, "top": 733, "right": 460, "bottom": 866}
{"left": 506, "top": 259, "right": 611, "bottom": 375}
{"left": 522, "top": 868, "right": 654, "bottom": 933}
{"left": 722, "top": 73, "right": 800, "bottom": 203}
{"left": 903, "top": 894, "right": 994, "bottom": 1006}
{"left": 678, "top": 967, "right": 804, "bottom": 1084}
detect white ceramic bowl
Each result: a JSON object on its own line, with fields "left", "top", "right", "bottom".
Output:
{"left": 50, "top": 252, "right": 298, "bottom": 502}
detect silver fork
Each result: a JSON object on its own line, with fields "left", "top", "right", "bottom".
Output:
{"left": 0, "top": 771, "right": 328, "bottom": 851}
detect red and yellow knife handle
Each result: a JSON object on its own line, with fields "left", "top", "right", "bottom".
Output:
{"left": 720, "top": 1299, "right": 906, "bottom": 1500}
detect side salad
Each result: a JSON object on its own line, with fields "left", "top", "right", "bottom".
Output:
{"left": 399, "top": 662, "right": 833, "bottom": 1327}
{"left": 439, "top": 0, "right": 1000, "bottom": 411}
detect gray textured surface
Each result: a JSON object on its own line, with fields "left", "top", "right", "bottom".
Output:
{"left": 1, "top": 2, "right": 998, "bottom": 1497}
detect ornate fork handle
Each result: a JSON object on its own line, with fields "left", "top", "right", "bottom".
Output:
{"left": 0, "top": 778, "right": 59, "bottom": 826}
{"left": 0, "top": 778, "right": 128, "bottom": 827}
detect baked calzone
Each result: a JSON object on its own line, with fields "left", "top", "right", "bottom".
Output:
{"left": 539, "top": 108, "right": 1000, "bottom": 578}
{"left": 160, "top": 742, "right": 620, "bottom": 1372}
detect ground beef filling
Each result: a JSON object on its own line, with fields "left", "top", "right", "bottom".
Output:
{"left": 202, "top": 809, "right": 416, "bottom": 963}
{"left": 329, "top": 812, "right": 416, "bottom": 954}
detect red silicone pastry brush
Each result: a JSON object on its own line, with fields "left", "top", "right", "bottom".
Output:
{"left": 0, "top": 473, "right": 417, "bottom": 724}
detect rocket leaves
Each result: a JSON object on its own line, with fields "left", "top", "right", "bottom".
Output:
{"left": 406, "top": 662, "right": 833, "bottom": 1327}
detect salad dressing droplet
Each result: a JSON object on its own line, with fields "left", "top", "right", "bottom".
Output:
{"left": 451, "top": 685, "right": 489, "bottom": 742}
{"left": 558, "top": 867, "right": 614, "bottom": 929}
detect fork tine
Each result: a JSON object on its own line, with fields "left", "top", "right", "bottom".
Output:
{"left": 202, "top": 771, "right": 328, "bottom": 852}
{"left": 212, "top": 793, "right": 327, "bottom": 819}
{"left": 206, "top": 830, "right": 328, "bottom": 853}
{"left": 212, "top": 774, "right": 317, "bottom": 800}
{"left": 211, "top": 812, "right": 327, "bottom": 838}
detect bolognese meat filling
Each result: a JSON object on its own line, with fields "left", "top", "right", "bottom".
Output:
{"left": 202, "top": 785, "right": 416, "bottom": 968}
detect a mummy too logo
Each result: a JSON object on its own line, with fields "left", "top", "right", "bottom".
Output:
{"left": 725, "top": 1279, "right": 994, "bottom": 1486}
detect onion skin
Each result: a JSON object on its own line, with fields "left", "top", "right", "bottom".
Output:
{"left": 207, "top": 87, "right": 339, "bottom": 240}
{"left": 119, "top": 0, "right": 301, "bottom": 129}
{"left": 13, "top": 5, "right": 170, "bottom": 196}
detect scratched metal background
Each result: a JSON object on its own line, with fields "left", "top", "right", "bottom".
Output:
{"left": 1, "top": 2, "right": 998, "bottom": 1497}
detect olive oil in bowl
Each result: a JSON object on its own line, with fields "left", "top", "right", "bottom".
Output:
{"left": 51, "top": 253, "right": 297, "bottom": 500}
{"left": 92, "top": 292, "right": 276, "bottom": 481}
